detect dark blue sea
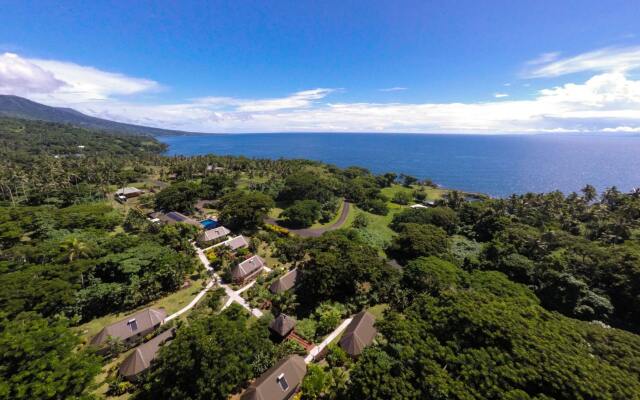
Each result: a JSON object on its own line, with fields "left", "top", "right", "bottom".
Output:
{"left": 158, "top": 133, "right": 640, "bottom": 197}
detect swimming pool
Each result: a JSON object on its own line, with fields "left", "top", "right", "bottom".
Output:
{"left": 200, "top": 219, "right": 219, "bottom": 229}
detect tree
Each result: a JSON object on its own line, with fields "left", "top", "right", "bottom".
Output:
{"left": 400, "top": 174, "right": 418, "bottom": 187}
{"left": 392, "top": 191, "right": 412, "bottom": 205}
{"left": 0, "top": 312, "right": 101, "bottom": 400}
{"left": 313, "top": 302, "right": 345, "bottom": 336}
{"left": 281, "top": 200, "right": 321, "bottom": 228}
{"left": 154, "top": 182, "right": 199, "bottom": 212}
{"left": 582, "top": 184, "right": 597, "bottom": 203}
{"left": 138, "top": 310, "right": 275, "bottom": 400}
{"left": 200, "top": 174, "right": 234, "bottom": 199}
{"left": 388, "top": 223, "right": 449, "bottom": 263}
{"left": 346, "top": 280, "right": 640, "bottom": 399}
{"left": 352, "top": 212, "right": 370, "bottom": 229}
{"left": 59, "top": 236, "right": 92, "bottom": 263}
{"left": 402, "top": 256, "right": 465, "bottom": 295}
{"left": 390, "top": 207, "right": 459, "bottom": 234}
{"left": 298, "top": 230, "right": 400, "bottom": 307}
{"left": 278, "top": 171, "right": 336, "bottom": 204}
{"left": 218, "top": 190, "right": 275, "bottom": 231}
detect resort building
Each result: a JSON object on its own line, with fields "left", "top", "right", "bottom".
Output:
{"left": 269, "top": 269, "right": 300, "bottom": 294}
{"left": 338, "top": 311, "right": 377, "bottom": 357}
{"left": 217, "top": 235, "right": 250, "bottom": 251}
{"left": 90, "top": 308, "right": 166, "bottom": 348}
{"left": 268, "top": 314, "right": 296, "bottom": 339}
{"left": 115, "top": 187, "right": 144, "bottom": 202}
{"left": 241, "top": 355, "right": 307, "bottom": 400}
{"left": 198, "top": 226, "right": 231, "bottom": 244}
{"left": 119, "top": 328, "right": 175, "bottom": 381}
{"left": 149, "top": 211, "right": 201, "bottom": 228}
{"left": 231, "top": 255, "right": 265, "bottom": 284}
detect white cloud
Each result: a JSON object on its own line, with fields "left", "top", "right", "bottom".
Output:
{"left": 379, "top": 87, "right": 407, "bottom": 92}
{"left": 0, "top": 53, "right": 64, "bottom": 94}
{"left": 0, "top": 52, "right": 159, "bottom": 103}
{"left": 525, "top": 46, "right": 640, "bottom": 78}
{"left": 526, "top": 52, "right": 561, "bottom": 66}
{"left": 3, "top": 51, "right": 640, "bottom": 134}
{"left": 602, "top": 126, "right": 640, "bottom": 132}
{"left": 193, "top": 88, "right": 333, "bottom": 112}
{"left": 75, "top": 71, "right": 640, "bottom": 133}
{"left": 494, "top": 93, "right": 509, "bottom": 98}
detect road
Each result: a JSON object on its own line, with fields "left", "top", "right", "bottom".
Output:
{"left": 266, "top": 201, "right": 351, "bottom": 238}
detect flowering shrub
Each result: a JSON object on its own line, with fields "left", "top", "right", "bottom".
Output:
{"left": 264, "top": 223, "right": 290, "bottom": 236}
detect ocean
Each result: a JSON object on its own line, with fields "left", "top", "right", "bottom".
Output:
{"left": 157, "top": 133, "right": 640, "bottom": 197}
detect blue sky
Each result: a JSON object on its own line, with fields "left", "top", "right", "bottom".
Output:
{"left": 1, "top": 1, "right": 640, "bottom": 133}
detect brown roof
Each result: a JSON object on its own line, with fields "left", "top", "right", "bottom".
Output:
{"left": 269, "top": 269, "right": 300, "bottom": 294}
{"left": 90, "top": 308, "right": 166, "bottom": 346}
{"left": 200, "top": 226, "right": 231, "bottom": 242}
{"left": 231, "top": 255, "right": 265, "bottom": 281}
{"left": 119, "top": 328, "right": 174, "bottom": 379}
{"left": 339, "top": 311, "right": 377, "bottom": 356}
{"left": 241, "top": 355, "right": 307, "bottom": 400}
{"left": 268, "top": 314, "right": 296, "bottom": 337}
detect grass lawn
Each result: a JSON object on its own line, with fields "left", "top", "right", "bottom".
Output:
{"left": 343, "top": 203, "right": 401, "bottom": 245}
{"left": 366, "top": 304, "right": 389, "bottom": 320}
{"left": 76, "top": 279, "right": 207, "bottom": 344}
{"left": 91, "top": 351, "right": 132, "bottom": 400}
{"left": 381, "top": 183, "right": 447, "bottom": 202}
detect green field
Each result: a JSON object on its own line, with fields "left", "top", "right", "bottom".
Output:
{"left": 75, "top": 279, "right": 207, "bottom": 344}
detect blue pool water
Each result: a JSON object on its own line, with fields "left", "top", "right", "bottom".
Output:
{"left": 158, "top": 133, "right": 640, "bottom": 197}
{"left": 200, "top": 219, "right": 219, "bottom": 229}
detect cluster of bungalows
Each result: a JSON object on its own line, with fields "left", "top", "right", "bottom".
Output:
{"left": 244, "top": 310, "right": 377, "bottom": 399}
{"left": 90, "top": 308, "right": 170, "bottom": 381}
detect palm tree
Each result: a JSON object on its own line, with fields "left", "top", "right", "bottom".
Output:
{"left": 581, "top": 184, "right": 597, "bottom": 203}
{"left": 60, "top": 237, "right": 92, "bottom": 263}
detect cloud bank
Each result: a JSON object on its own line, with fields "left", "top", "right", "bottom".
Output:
{"left": 1, "top": 50, "right": 640, "bottom": 134}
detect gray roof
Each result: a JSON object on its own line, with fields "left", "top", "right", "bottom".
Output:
{"left": 224, "top": 235, "right": 249, "bottom": 250}
{"left": 268, "top": 314, "right": 296, "bottom": 337}
{"left": 241, "top": 355, "right": 307, "bottom": 400}
{"left": 339, "top": 311, "right": 377, "bottom": 356}
{"left": 269, "top": 269, "right": 300, "bottom": 294}
{"left": 163, "top": 211, "right": 201, "bottom": 227}
{"left": 200, "top": 226, "right": 231, "bottom": 242}
{"left": 119, "top": 328, "right": 174, "bottom": 379}
{"left": 231, "top": 255, "right": 265, "bottom": 281}
{"left": 90, "top": 308, "right": 166, "bottom": 346}
{"left": 115, "top": 187, "right": 143, "bottom": 196}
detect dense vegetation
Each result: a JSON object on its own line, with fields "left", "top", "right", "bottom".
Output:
{"left": 1, "top": 117, "right": 640, "bottom": 399}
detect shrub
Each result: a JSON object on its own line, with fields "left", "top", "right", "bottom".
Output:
{"left": 295, "top": 318, "right": 318, "bottom": 342}
{"left": 264, "top": 223, "right": 291, "bottom": 236}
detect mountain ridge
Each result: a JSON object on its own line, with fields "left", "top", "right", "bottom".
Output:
{"left": 0, "top": 95, "right": 195, "bottom": 136}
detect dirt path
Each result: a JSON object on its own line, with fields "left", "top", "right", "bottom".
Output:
{"left": 265, "top": 201, "right": 351, "bottom": 238}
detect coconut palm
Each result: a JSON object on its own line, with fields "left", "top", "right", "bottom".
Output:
{"left": 60, "top": 236, "right": 92, "bottom": 263}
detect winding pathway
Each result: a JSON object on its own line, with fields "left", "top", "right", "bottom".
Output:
{"left": 194, "top": 244, "right": 264, "bottom": 317}
{"left": 266, "top": 201, "right": 352, "bottom": 238}
{"left": 304, "top": 317, "right": 353, "bottom": 363}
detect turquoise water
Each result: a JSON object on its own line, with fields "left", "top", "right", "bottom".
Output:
{"left": 158, "top": 133, "right": 640, "bottom": 197}
{"left": 200, "top": 219, "right": 219, "bottom": 229}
